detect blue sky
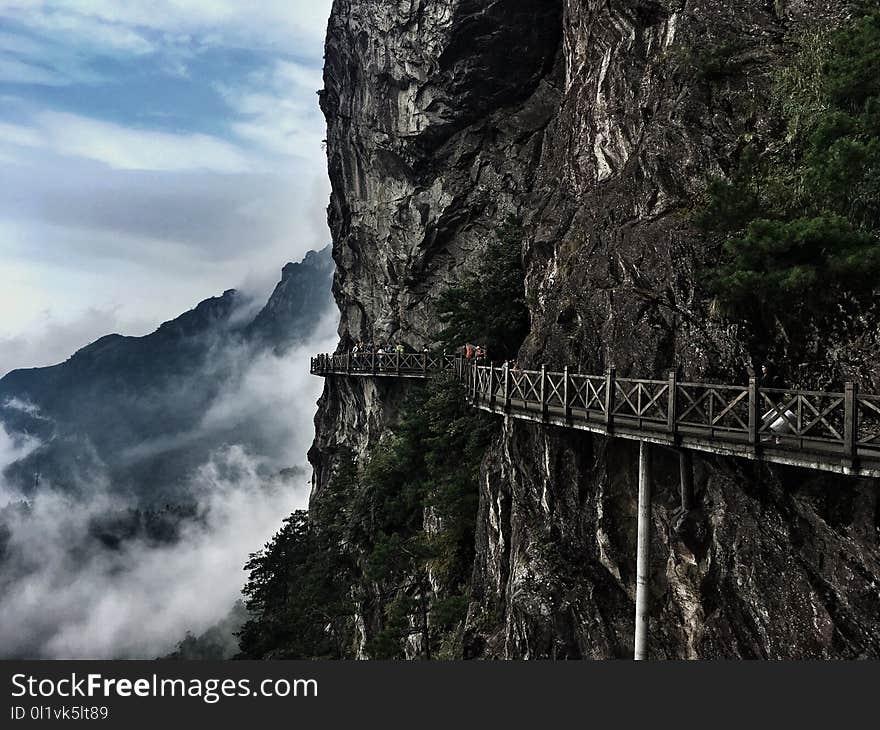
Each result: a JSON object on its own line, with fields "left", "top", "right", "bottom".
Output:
{"left": 0, "top": 1, "right": 334, "bottom": 375}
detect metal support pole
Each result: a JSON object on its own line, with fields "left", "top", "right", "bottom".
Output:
{"left": 504, "top": 362, "right": 511, "bottom": 413}
{"left": 347, "top": 351, "right": 352, "bottom": 374}
{"left": 667, "top": 370, "right": 678, "bottom": 441}
{"left": 422, "top": 352, "right": 428, "bottom": 375}
{"left": 634, "top": 440, "right": 652, "bottom": 661}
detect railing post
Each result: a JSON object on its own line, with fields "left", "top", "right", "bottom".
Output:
{"left": 372, "top": 350, "right": 377, "bottom": 375}
{"left": 605, "top": 367, "right": 616, "bottom": 434}
{"left": 422, "top": 352, "right": 428, "bottom": 375}
{"left": 540, "top": 365, "right": 548, "bottom": 422}
{"left": 396, "top": 351, "right": 401, "bottom": 376}
{"left": 667, "top": 370, "right": 678, "bottom": 442}
{"left": 488, "top": 365, "right": 496, "bottom": 408}
{"left": 563, "top": 366, "right": 571, "bottom": 424}
{"left": 472, "top": 362, "right": 478, "bottom": 403}
{"left": 844, "top": 381, "right": 858, "bottom": 468}
{"left": 504, "top": 362, "right": 511, "bottom": 413}
{"left": 347, "top": 351, "right": 352, "bottom": 374}
{"left": 748, "top": 376, "right": 759, "bottom": 449}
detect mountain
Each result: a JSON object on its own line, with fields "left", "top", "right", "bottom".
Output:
{"left": 0, "top": 246, "right": 334, "bottom": 503}
{"left": 287, "top": 0, "right": 880, "bottom": 660}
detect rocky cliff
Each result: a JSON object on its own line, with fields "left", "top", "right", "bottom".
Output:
{"left": 312, "top": 0, "right": 880, "bottom": 658}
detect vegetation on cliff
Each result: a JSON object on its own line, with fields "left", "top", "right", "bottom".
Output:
{"left": 437, "top": 217, "right": 529, "bottom": 361}
{"left": 238, "top": 375, "right": 495, "bottom": 659}
{"left": 700, "top": 10, "right": 880, "bottom": 369}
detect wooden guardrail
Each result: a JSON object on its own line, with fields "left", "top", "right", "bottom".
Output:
{"left": 310, "top": 353, "right": 880, "bottom": 477}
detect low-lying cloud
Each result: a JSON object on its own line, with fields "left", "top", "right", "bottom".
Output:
{"left": 0, "top": 306, "right": 339, "bottom": 659}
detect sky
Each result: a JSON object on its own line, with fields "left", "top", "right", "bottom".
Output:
{"left": 0, "top": 1, "right": 334, "bottom": 376}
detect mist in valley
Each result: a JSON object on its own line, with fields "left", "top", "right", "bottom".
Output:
{"left": 0, "top": 307, "right": 338, "bottom": 659}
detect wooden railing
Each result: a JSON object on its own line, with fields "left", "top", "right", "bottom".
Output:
{"left": 311, "top": 351, "right": 459, "bottom": 377}
{"left": 310, "top": 354, "right": 880, "bottom": 477}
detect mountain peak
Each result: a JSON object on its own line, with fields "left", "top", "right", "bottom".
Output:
{"left": 246, "top": 247, "right": 334, "bottom": 352}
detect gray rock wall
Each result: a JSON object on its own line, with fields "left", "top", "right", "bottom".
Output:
{"left": 312, "top": 0, "right": 880, "bottom": 658}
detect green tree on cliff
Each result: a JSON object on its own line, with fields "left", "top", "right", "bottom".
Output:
{"left": 700, "top": 11, "right": 880, "bottom": 360}
{"left": 350, "top": 375, "right": 494, "bottom": 658}
{"left": 437, "top": 217, "right": 530, "bottom": 361}
{"left": 238, "top": 455, "right": 357, "bottom": 659}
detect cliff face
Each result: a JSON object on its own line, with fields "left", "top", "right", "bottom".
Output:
{"left": 313, "top": 0, "right": 880, "bottom": 658}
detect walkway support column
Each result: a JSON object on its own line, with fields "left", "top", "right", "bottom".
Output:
{"left": 634, "top": 440, "right": 652, "bottom": 661}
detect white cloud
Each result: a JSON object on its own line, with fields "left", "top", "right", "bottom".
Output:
{"left": 0, "top": 2, "right": 333, "bottom": 371}
{"left": 0, "top": 55, "right": 67, "bottom": 85}
{"left": 0, "top": 447, "right": 306, "bottom": 658}
{"left": 0, "top": 306, "right": 155, "bottom": 376}
{"left": 12, "top": 7, "right": 155, "bottom": 55}
{"left": 0, "top": 313, "right": 339, "bottom": 658}
{"left": 0, "top": 421, "right": 40, "bottom": 506}
{"left": 0, "top": 111, "right": 255, "bottom": 172}
{"left": 0, "top": 1, "right": 333, "bottom": 60}
{"left": 0, "top": 119, "right": 43, "bottom": 146}
{"left": 218, "top": 60, "right": 326, "bottom": 162}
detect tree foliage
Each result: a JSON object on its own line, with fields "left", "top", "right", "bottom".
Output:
{"left": 437, "top": 217, "right": 529, "bottom": 361}
{"left": 237, "top": 376, "right": 495, "bottom": 660}
{"left": 353, "top": 375, "right": 494, "bottom": 658}
{"left": 700, "top": 11, "right": 880, "bottom": 358}
{"left": 237, "top": 456, "right": 357, "bottom": 659}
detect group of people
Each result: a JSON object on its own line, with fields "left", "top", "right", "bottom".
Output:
{"left": 351, "top": 341, "right": 414, "bottom": 356}
{"left": 462, "top": 343, "right": 487, "bottom": 360}
{"left": 348, "top": 340, "right": 491, "bottom": 361}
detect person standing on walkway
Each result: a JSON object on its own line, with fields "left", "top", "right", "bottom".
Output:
{"left": 758, "top": 362, "right": 783, "bottom": 390}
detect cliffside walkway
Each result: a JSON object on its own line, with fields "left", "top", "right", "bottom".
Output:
{"left": 311, "top": 352, "right": 880, "bottom": 479}
{"left": 312, "top": 350, "right": 880, "bottom": 659}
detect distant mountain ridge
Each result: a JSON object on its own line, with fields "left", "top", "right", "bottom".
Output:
{"left": 0, "top": 246, "right": 334, "bottom": 502}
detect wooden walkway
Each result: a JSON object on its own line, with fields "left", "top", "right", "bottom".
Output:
{"left": 311, "top": 352, "right": 880, "bottom": 478}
